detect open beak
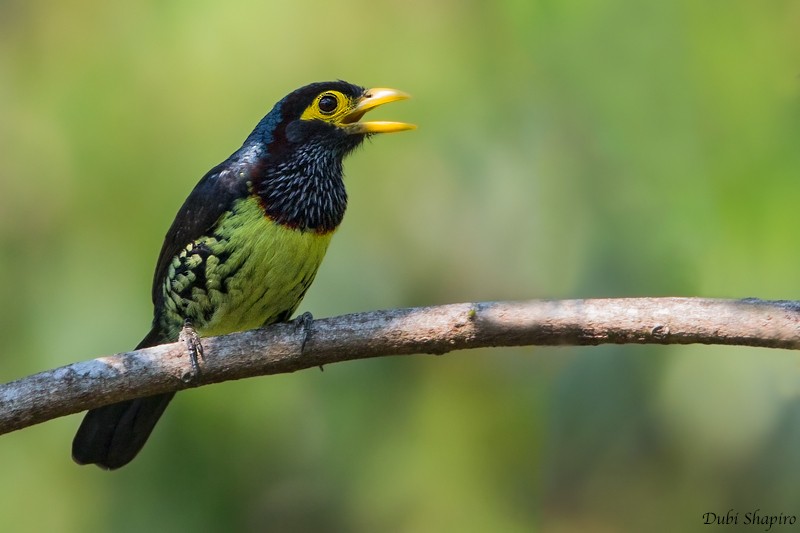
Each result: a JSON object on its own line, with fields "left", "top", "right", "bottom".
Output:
{"left": 341, "top": 88, "right": 416, "bottom": 135}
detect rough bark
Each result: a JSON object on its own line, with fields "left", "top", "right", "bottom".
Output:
{"left": 1, "top": 297, "right": 798, "bottom": 435}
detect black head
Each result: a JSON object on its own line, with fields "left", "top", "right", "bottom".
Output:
{"left": 248, "top": 81, "right": 414, "bottom": 158}
{"left": 246, "top": 81, "right": 414, "bottom": 233}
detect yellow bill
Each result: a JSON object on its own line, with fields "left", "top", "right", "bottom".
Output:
{"left": 341, "top": 87, "right": 416, "bottom": 134}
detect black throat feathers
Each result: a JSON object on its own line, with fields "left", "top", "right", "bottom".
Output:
{"left": 251, "top": 121, "right": 365, "bottom": 233}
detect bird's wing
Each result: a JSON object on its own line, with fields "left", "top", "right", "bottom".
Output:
{"left": 150, "top": 155, "right": 254, "bottom": 307}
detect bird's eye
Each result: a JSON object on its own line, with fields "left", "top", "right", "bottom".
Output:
{"left": 318, "top": 94, "right": 339, "bottom": 114}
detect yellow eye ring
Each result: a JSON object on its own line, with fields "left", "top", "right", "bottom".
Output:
{"left": 300, "top": 90, "right": 351, "bottom": 122}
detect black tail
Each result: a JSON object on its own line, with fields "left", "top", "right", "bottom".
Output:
{"left": 72, "top": 329, "right": 175, "bottom": 470}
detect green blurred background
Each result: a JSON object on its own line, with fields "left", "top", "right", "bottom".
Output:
{"left": 2, "top": 1, "right": 800, "bottom": 531}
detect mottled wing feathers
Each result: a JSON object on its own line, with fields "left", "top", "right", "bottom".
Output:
{"left": 151, "top": 155, "right": 255, "bottom": 309}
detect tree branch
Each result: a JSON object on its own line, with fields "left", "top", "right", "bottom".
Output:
{"left": 2, "top": 297, "right": 799, "bottom": 436}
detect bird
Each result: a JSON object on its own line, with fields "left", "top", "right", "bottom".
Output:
{"left": 71, "top": 81, "right": 414, "bottom": 469}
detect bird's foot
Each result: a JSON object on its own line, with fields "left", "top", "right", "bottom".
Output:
{"left": 179, "top": 319, "right": 204, "bottom": 384}
{"left": 292, "top": 312, "right": 325, "bottom": 371}
{"left": 292, "top": 312, "right": 314, "bottom": 355}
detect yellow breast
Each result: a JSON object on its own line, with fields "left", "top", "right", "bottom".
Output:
{"left": 159, "top": 196, "right": 333, "bottom": 339}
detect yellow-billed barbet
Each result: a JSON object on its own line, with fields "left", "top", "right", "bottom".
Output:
{"left": 72, "top": 81, "right": 414, "bottom": 469}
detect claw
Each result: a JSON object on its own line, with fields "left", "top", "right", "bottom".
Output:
{"left": 292, "top": 312, "right": 323, "bottom": 370}
{"left": 292, "top": 312, "right": 314, "bottom": 354}
{"left": 179, "top": 319, "right": 203, "bottom": 384}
